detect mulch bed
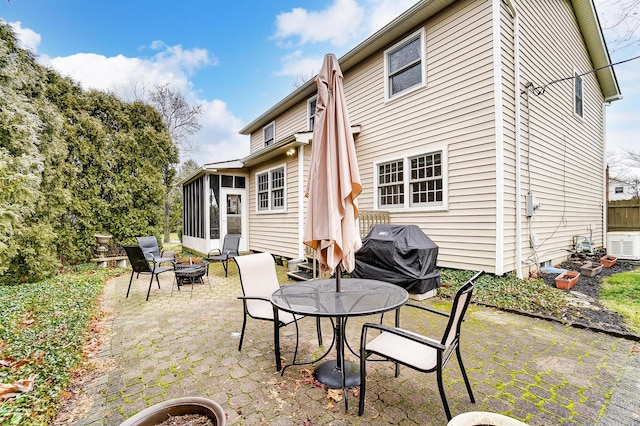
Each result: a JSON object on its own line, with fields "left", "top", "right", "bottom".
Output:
{"left": 540, "top": 255, "right": 638, "bottom": 334}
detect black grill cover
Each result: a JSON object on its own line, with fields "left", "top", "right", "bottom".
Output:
{"left": 352, "top": 224, "right": 440, "bottom": 294}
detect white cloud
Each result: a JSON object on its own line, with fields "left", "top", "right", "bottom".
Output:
{"left": 189, "top": 99, "right": 249, "bottom": 164}
{"left": 7, "top": 21, "right": 41, "bottom": 53}
{"left": 44, "top": 53, "right": 188, "bottom": 94}
{"left": 274, "top": 51, "right": 324, "bottom": 79}
{"left": 273, "top": 0, "right": 364, "bottom": 46}
{"left": 42, "top": 41, "right": 214, "bottom": 97}
{"left": 146, "top": 41, "right": 215, "bottom": 74}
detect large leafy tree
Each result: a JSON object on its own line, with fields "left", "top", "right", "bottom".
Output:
{"left": 0, "top": 22, "right": 177, "bottom": 283}
{"left": 0, "top": 24, "right": 46, "bottom": 278}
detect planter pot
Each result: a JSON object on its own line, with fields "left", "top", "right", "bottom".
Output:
{"left": 119, "top": 397, "right": 225, "bottom": 426}
{"left": 555, "top": 271, "right": 580, "bottom": 290}
{"left": 447, "top": 411, "right": 528, "bottom": 426}
{"left": 580, "top": 262, "right": 603, "bottom": 277}
{"left": 600, "top": 255, "right": 617, "bottom": 268}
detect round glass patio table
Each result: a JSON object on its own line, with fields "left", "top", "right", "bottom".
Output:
{"left": 271, "top": 278, "right": 408, "bottom": 405}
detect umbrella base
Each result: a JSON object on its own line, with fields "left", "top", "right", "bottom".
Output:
{"left": 314, "top": 360, "right": 360, "bottom": 389}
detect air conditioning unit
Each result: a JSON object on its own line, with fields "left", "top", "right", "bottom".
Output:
{"left": 606, "top": 232, "right": 640, "bottom": 260}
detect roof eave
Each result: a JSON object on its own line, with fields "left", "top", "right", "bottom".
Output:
{"left": 572, "top": 0, "right": 622, "bottom": 101}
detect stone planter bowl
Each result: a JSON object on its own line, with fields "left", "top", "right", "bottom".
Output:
{"left": 94, "top": 234, "right": 112, "bottom": 246}
{"left": 119, "top": 397, "right": 225, "bottom": 426}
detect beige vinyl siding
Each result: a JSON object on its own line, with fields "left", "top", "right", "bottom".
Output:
{"left": 246, "top": 103, "right": 311, "bottom": 258}
{"left": 366, "top": 0, "right": 497, "bottom": 272}
{"left": 242, "top": 0, "right": 608, "bottom": 275}
{"left": 249, "top": 127, "right": 265, "bottom": 153}
{"left": 518, "top": 0, "right": 606, "bottom": 268}
{"left": 249, "top": 103, "right": 309, "bottom": 153}
{"left": 248, "top": 156, "right": 302, "bottom": 258}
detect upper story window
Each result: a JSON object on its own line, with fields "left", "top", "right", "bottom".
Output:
{"left": 256, "top": 165, "right": 286, "bottom": 212}
{"left": 263, "top": 121, "right": 275, "bottom": 147}
{"left": 376, "top": 149, "right": 446, "bottom": 210}
{"left": 574, "top": 72, "right": 583, "bottom": 118}
{"left": 384, "top": 28, "right": 426, "bottom": 101}
{"left": 308, "top": 96, "right": 317, "bottom": 131}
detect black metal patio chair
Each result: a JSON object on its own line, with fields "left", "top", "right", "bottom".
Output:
{"left": 358, "top": 271, "right": 485, "bottom": 420}
{"left": 136, "top": 236, "right": 175, "bottom": 265}
{"left": 122, "top": 245, "right": 173, "bottom": 301}
{"left": 206, "top": 234, "right": 241, "bottom": 277}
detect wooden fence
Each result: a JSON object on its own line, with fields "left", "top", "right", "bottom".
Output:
{"left": 608, "top": 199, "right": 640, "bottom": 231}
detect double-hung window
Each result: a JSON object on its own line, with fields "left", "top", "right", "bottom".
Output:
{"left": 574, "top": 72, "right": 583, "bottom": 118}
{"left": 384, "top": 28, "right": 426, "bottom": 100}
{"left": 376, "top": 149, "right": 446, "bottom": 210}
{"left": 263, "top": 121, "right": 275, "bottom": 147}
{"left": 256, "top": 165, "right": 285, "bottom": 212}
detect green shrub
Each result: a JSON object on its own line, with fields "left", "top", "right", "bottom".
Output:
{"left": 0, "top": 270, "right": 105, "bottom": 424}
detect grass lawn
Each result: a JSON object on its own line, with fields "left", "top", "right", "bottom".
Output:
{"left": 600, "top": 268, "right": 640, "bottom": 334}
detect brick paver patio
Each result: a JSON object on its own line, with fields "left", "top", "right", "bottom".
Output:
{"left": 63, "top": 262, "right": 639, "bottom": 425}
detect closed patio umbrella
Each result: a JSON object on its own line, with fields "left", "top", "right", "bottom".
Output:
{"left": 303, "top": 53, "right": 362, "bottom": 292}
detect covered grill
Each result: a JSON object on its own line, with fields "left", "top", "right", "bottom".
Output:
{"left": 352, "top": 224, "right": 440, "bottom": 294}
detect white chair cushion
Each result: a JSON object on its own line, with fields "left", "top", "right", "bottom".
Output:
{"left": 248, "top": 302, "right": 299, "bottom": 325}
{"left": 366, "top": 328, "right": 442, "bottom": 371}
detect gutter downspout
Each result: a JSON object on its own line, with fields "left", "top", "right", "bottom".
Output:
{"left": 602, "top": 102, "right": 608, "bottom": 239}
{"left": 298, "top": 145, "right": 306, "bottom": 259}
{"left": 502, "top": 0, "right": 523, "bottom": 279}
{"left": 492, "top": 0, "right": 505, "bottom": 276}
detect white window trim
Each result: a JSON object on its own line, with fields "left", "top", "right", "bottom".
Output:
{"left": 384, "top": 27, "right": 427, "bottom": 102}
{"left": 307, "top": 95, "right": 317, "bottom": 131}
{"left": 255, "top": 164, "right": 287, "bottom": 213}
{"left": 573, "top": 70, "right": 584, "bottom": 120}
{"left": 263, "top": 121, "right": 276, "bottom": 147}
{"left": 373, "top": 146, "right": 448, "bottom": 212}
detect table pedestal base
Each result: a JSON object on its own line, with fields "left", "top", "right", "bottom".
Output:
{"left": 314, "top": 360, "right": 360, "bottom": 389}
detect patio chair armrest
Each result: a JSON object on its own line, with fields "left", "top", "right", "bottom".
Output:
{"left": 207, "top": 249, "right": 222, "bottom": 257}
{"left": 361, "top": 322, "right": 446, "bottom": 351}
{"left": 237, "top": 296, "right": 270, "bottom": 302}
{"left": 404, "top": 302, "right": 450, "bottom": 318}
{"left": 160, "top": 249, "right": 175, "bottom": 259}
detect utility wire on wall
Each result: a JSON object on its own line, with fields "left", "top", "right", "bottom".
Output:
{"left": 526, "top": 54, "right": 640, "bottom": 95}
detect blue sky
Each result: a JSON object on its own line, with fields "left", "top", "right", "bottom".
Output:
{"left": 1, "top": 0, "right": 638, "bottom": 177}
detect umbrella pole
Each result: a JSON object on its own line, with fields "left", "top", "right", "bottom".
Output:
{"left": 336, "top": 262, "right": 342, "bottom": 292}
